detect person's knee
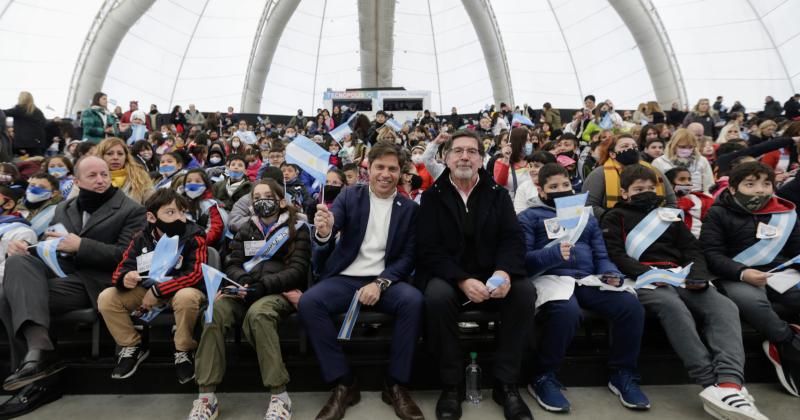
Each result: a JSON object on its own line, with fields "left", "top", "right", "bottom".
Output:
{"left": 424, "top": 278, "right": 457, "bottom": 309}
{"left": 172, "top": 288, "right": 203, "bottom": 312}
{"left": 297, "top": 287, "right": 322, "bottom": 316}
{"left": 3, "top": 254, "right": 37, "bottom": 285}
{"left": 544, "top": 299, "right": 581, "bottom": 325}
{"left": 97, "top": 287, "right": 121, "bottom": 312}
{"left": 245, "top": 296, "right": 282, "bottom": 326}
{"left": 611, "top": 294, "right": 645, "bottom": 321}
{"left": 397, "top": 286, "right": 424, "bottom": 315}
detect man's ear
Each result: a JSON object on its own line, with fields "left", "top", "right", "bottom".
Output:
{"left": 146, "top": 212, "right": 157, "bottom": 224}
{"left": 620, "top": 188, "right": 628, "bottom": 201}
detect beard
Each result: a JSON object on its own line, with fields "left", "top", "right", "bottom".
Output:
{"left": 452, "top": 165, "right": 475, "bottom": 180}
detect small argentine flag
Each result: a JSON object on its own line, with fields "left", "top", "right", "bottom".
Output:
{"left": 385, "top": 118, "right": 403, "bottom": 132}
{"left": 285, "top": 135, "right": 331, "bottom": 184}
{"left": 329, "top": 123, "right": 352, "bottom": 143}
{"left": 512, "top": 113, "right": 534, "bottom": 127}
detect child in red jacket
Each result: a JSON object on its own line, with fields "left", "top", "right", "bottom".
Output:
{"left": 664, "top": 167, "right": 714, "bottom": 238}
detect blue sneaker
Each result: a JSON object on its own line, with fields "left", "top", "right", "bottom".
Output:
{"left": 608, "top": 370, "right": 651, "bottom": 410}
{"left": 527, "top": 372, "right": 570, "bottom": 412}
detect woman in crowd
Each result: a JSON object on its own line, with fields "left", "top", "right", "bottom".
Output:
{"left": 748, "top": 120, "right": 777, "bottom": 146}
{"left": 171, "top": 105, "right": 186, "bottom": 134}
{"left": 93, "top": 137, "right": 153, "bottom": 204}
{"left": 4, "top": 91, "right": 46, "bottom": 156}
{"left": 652, "top": 129, "right": 715, "bottom": 193}
{"left": 42, "top": 155, "right": 74, "bottom": 197}
{"left": 682, "top": 98, "right": 720, "bottom": 138}
{"left": 494, "top": 127, "right": 534, "bottom": 199}
{"left": 82, "top": 91, "right": 119, "bottom": 144}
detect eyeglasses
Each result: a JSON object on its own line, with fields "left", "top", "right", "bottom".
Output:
{"left": 450, "top": 148, "right": 480, "bottom": 157}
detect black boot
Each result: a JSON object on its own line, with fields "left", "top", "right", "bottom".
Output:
{"left": 492, "top": 382, "right": 533, "bottom": 420}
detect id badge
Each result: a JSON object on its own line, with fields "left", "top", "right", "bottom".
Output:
{"left": 756, "top": 222, "right": 779, "bottom": 239}
{"left": 136, "top": 252, "right": 154, "bottom": 273}
{"left": 544, "top": 217, "right": 566, "bottom": 239}
{"left": 244, "top": 240, "right": 266, "bottom": 257}
{"left": 658, "top": 208, "right": 681, "bottom": 222}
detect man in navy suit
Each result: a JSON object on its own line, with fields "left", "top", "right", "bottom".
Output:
{"left": 299, "top": 142, "right": 424, "bottom": 420}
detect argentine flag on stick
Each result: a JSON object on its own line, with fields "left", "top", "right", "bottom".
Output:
{"left": 512, "top": 113, "right": 534, "bottom": 127}
{"left": 555, "top": 193, "right": 589, "bottom": 229}
{"left": 329, "top": 123, "right": 352, "bottom": 143}
{"left": 202, "top": 264, "right": 227, "bottom": 324}
{"left": 385, "top": 118, "right": 403, "bottom": 132}
{"left": 634, "top": 263, "right": 693, "bottom": 289}
{"left": 286, "top": 135, "right": 331, "bottom": 184}
{"left": 36, "top": 238, "right": 67, "bottom": 278}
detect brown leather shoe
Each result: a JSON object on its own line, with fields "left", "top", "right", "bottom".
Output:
{"left": 315, "top": 381, "right": 361, "bottom": 420}
{"left": 382, "top": 383, "right": 425, "bottom": 420}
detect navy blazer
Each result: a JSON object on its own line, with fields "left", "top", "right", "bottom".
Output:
{"left": 313, "top": 184, "right": 418, "bottom": 282}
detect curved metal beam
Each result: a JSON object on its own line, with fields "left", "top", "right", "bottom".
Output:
{"left": 65, "top": 0, "right": 156, "bottom": 116}
{"left": 608, "top": 0, "right": 688, "bottom": 108}
{"left": 426, "top": 0, "right": 443, "bottom": 113}
{"left": 461, "top": 0, "right": 513, "bottom": 107}
{"left": 743, "top": 0, "right": 796, "bottom": 92}
{"left": 545, "top": 0, "right": 583, "bottom": 103}
{"left": 241, "top": 0, "right": 302, "bottom": 113}
{"left": 310, "top": 0, "right": 328, "bottom": 111}
{"left": 358, "top": 0, "right": 395, "bottom": 88}
{"left": 0, "top": 0, "right": 15, "bottom": 21}
{"left": 168, "top": 0, "right": 210, "bottom": 109}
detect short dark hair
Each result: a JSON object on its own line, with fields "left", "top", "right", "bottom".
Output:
{"left": 227, "top": 153, "right": 246, "bottom": 166}
{"left": 645, "top": 138, "right": 665, "bottom": 148}
{"left": 28, "top": 172, "right": 60, "bottom": 191}
{"left": 620, "top": 164, "right": 658, "bottom": 190}
{"left": 584, "top": 94, "right": 596, "bottom": 103}
{"left": 664, "top": 167, "right": 690, "bottom": 185}
{"left": 260, "top": 166, "right": 283, "bottom": 184}
{"left": 538, "top": 163, "right": 570, "bottom": 186}
{"left": 526, "top": 151, "right": 556, "bottom": 165}
{"left": 729, "top": 162, "right": 775, "bottom": 190}
{"left": 367, "top": 142, "right": 404, "bottom": 168}
{"left": 183, "top": 168, "right": 211, "bottom": 189}
{"left": 342, "top": 163, "right": 358, "bottom": 173}
{"left": 161, "top": 151, "right": 184, "bottom": 166}
{"left": 269, "top": 142, "right": 285, "bottom": 153}
{"left": 145, "top": 188, "right": 189, "bottom": 215}
{"left": 280, "top": 162, "right": 300, "bottom": 173}
{"left": 328, "top": 168, "right": 346, "bottom": 185}
{"left": 444, "top": 129, "right": 484, "bottom": 157}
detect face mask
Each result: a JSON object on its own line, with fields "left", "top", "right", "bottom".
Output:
{"left": 733, "top": 191, "right": 771, "bottom": 212}
{"left": 162, "top": 132, "right": 169, "bottom": 139}
{"left": 26, "top": 185, "right": 53, "bottom": 203}
{"left": 323, "top": 185, "right": 342, "bottom": 202}
{"left": 614, "top": 148, "right": 640, "bottom": 166}
{"left": 0, "top": 174, "right": 12, "bottom": 184}
{"left": 155, "top": 218, "right": 186, "bottom": 237}
{"left": 524, "top": 143, "right": 533, "bottom": 155}
{"left": 228, "top": 170, "right": 244, "bottom": 180}
{"left": 286, "top": 132, "right": 296, "bottom": 139}
{"left": 184, "top": 183, "right": 206, "bottom": 199}
{"left": 159, "top": 165, "right": 177, "bottom": 175}
{"left": 253, "top": 198, "right": 279, "bottom": 218}
{"left": 673, "top": 184, "right": 693, "bottom": 197}
{"left": 48, "top": 167, "right": 68, "bottom": 178}
{"left": 411, "top": 155, "right": 423, "bottom": 164}
{"left": 542, "top": 190, "right": 574, "bottom": 208}
{"left": 259, "top": 143, "right": 270, "bottom": 151}
{"left": 628, "top": 191, "right": 663, "bottom": 211}
{"left": 410, "top": 174, "right": 423, "bottom": 190}
{"left": 232, "top": 141, "right": 241, "bottom": 149}
{"left": 209, "top": 156, "right": 222, "bottom": 165}
{"left": 676, "top": 147, "right": 693, "bottom": 159}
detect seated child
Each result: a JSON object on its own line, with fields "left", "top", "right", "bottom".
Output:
{"left": 280, "top": 163, "right": 313, "bottom": 213}
{"left": 664, "top": 167, "right": 714, "bottom": 238}
{"left": 16, "top": 172, "right": 63, "bottom": 236}
{"left": 212, "top": 154, "right": 251, "bottom": 210}
{"left": 98, "top": 188, "right": 207, "bottom": 384}
{"left": 601, "top": 164, "right": 768, "bottom": 420}
{"left": 0, "top": 185, "right": 37, "bottom": 284}
{"left": 519, "top": 163, "right": 648, "bottom": 412}
{"left": 514, "top": 152, "right": 554, "bottom": 214}
{"left": 700, "top": 161, "right": 800, "bottom": 397}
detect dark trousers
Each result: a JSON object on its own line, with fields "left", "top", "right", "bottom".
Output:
{"left": 718, "top": 281, "right": 800, "bottom": 343}
{"left": 424, "top": 277, "right": 536, "bottom": 386}
{"left": 298, "top": 275, "right": 423, "bottom": 383}
{"left": 535, "top": 286, "right": 644, "bottom": 377}
{"left": 0, "top": 254, "right": 91, "bottom": 367}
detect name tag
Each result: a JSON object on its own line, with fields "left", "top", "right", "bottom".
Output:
{"left": 544, "top": 217, "right": 566, "bottom": 239}
{"left": 658, "top": 208, "right": 681, "bottom": 222}
{"left": 244, "top": 240, "right": 266, "bottom": 257}
{"left": 136, "top": 252, "right": 154, "bottom": 273}
{"left": 756, "top": 222, "right": 779, "bottom": 239}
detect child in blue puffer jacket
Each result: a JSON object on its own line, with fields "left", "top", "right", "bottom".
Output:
{"left": 517, "top": 163, "right": 648, "bottom": 413}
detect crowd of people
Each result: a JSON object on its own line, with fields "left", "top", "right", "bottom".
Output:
{"left": 0, "top": 89, "right": 799, "bottom": 420}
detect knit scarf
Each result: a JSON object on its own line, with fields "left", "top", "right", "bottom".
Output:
{"left": 603, "top": 158, "right": 665, "bottom": 209}
{"left": 110, "top": 168, "right": 128, "bottom": 188}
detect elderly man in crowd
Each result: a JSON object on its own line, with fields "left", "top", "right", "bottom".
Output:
{"left": 417, "top": 130, "right": 536, "bottom": 420}
{"left": 0, "top": 155, "right": 145, "bottom": 417}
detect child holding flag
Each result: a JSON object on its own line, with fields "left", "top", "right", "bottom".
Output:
{"left": 190, "top": 178, "right": 310, "bottom": 420}
{"left": 98, "top": 189, "right": 207, "bottom": 384}
{"left": 519, "top": 163, "right": 648, "bottom": 412}
{"left": 601, "top": 164, "right": 768, "bottom": 420}
{"left": 700, "top": 162, "right": 800, "bottom": 397}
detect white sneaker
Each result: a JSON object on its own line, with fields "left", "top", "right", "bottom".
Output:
{"left": 699, "top": 385, "right": 769, "bottom": 420}
{"left": 188, "top": 397, "right": 218, "bottom": 420}
{"left": 264, "top": 395, "right": 292, "bottom": 420}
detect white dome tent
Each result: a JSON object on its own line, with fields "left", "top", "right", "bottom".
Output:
{"left": 0, "top": 0, "right": 798, "bottom": 118}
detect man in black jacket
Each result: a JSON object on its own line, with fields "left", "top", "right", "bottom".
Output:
{"left": 417, "top": 129, "right": 535, "bottom": 420}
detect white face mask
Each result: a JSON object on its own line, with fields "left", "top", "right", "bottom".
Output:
{"left": 232, "top": 141, "right": 241, "bottom": 148}
{"left": 26, "top": 187, "right": 52, "bottom": 203}
{"left": 209, "top": 156, "right": 222, "bottom": 165}
{"left": 411, "top": 155, "right": 424, "bottom": 164}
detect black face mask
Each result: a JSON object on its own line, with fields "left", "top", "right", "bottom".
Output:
{"left": 323, "top": 185, "right": 342, "bottom": 203}
{"left": 410, "top": 174, "right": 423, "bottom": 190}
{"left": 614, "top": 148, "right": 640, "bottom": 166}
{"left": 155, "top": 218, "right": 186, "bottom": 237}
{"left": 253, "top": 198, "right": 279, "bottom": 218}
{"left": 542, "top": 190, "right": 574, "bottom": 208}
{"left": 77, "top": 186, "right": 117, "bottom": 214}
{"left": 628, "top": 191, "right": 663, "bottom": 211}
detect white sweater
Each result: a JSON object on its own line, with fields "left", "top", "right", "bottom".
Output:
{"left": 651, "top": 154, "right": 714, "bottom": 194}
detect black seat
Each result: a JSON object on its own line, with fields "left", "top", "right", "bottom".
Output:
{"left": 53, "top": 308, "right": 100, "bottom": 358}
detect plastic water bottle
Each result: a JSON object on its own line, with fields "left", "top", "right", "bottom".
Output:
{"left": 466, "top": 352, "right": 482, "bottom": 404}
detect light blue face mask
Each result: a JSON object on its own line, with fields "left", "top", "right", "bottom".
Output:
{"left": 228, "top": 170, "right": 244, "bottom": 180}
{"left": 524, "top": 142, "right": 533, "bottom": 155}
{"left": 48, "top": 167, "right": 68, "bottom": 178}
{"left": 26, "top": 185, "right": 53, "bottom": 203}
{"left": 159, "top": 165, "right": 177, "bottom": 175}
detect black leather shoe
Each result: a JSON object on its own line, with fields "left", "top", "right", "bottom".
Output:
{"left": 435, "top": 386, "right": 464, "bottom": 420}
{"left": 0, "top": 381, "right": 62, "bottom": 418}
{"left": 492, "top": 382, "right": 533, "bottom": 420}
{"left": 2, "top": 350, "right": 64, "bottom": 392}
